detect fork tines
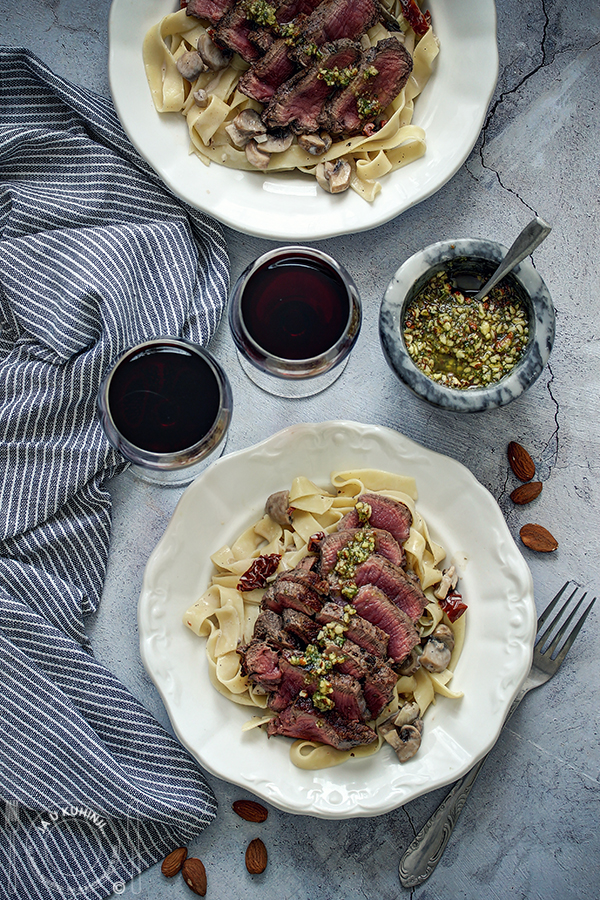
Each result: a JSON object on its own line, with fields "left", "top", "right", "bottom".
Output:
{"left": 537, "top": 581, "right": 596, "bottom": 664}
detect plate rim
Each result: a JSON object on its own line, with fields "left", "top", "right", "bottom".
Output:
{"left": 138, "top": 420, "right": 535, "bottom": 818}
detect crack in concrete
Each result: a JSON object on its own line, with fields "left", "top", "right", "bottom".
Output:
{"left": 540, "top": 363, "right": 560, "bottom": 475}
{"left": 476, "top": 0, "right": 551, "bottom": 210}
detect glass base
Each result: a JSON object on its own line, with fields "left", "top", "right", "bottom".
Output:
{"left": 126, "top": 435, "right": 228, "bottom": 487}
{"left": 237, "top": 352, "right": 348, "bottom": 398}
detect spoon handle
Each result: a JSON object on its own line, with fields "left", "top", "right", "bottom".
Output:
{"left": 473, "top": 216, "right": 552, "bottom": 301}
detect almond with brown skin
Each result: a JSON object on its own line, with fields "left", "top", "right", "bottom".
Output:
{"left": 182, "top": 858, "right": 207, "bottom": 896}
{"left": 520, "top": 523, "right": 558, "bottom": 552}
{"left": 510, "top": 481, "right": 543, "bottom": 505}
{"left": 508, "top": 441, "right": 536, "bottom": 482}
{"left": 161, "top": 846, "right": 187, "bottom": 878}
{"left": 232, "top": 799, "right": 268, "bottom": 822}
{"left": 245, "top": 837, "right": 268, "bottom": 874}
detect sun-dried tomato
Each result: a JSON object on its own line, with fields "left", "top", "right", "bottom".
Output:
{"left": 307, "top": 532, "right": 326, "bottom": 553}
{"left": 399, "top": 0, "right": 431, "bottom": 36}
{"left": 237, "top": 554, "right": 281, "bottom": 591}
{"left": 439, "top": 590, "right": 468, "bottom": 622}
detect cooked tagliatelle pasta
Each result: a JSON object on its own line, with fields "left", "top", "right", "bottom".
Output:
{"left": 143, "top": 1, "right": 439, "bottom": 200}
{"left": 184, "top": 469, "right": 466, "bottom": 770}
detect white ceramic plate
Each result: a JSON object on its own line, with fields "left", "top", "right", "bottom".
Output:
{"left": 138, "top": 421, "right": 535, "bottom": 818}
{"left": 108, "top": 1, "right": 498, "bottom": 240}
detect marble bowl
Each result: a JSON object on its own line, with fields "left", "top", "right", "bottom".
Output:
{"left": 379, "top": 238, "right": 555, "bottom": 412}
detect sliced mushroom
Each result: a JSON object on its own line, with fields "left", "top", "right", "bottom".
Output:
{"left": 197, "top": 32, "right": 232, "bottom": 71}
{"left": 434, "top": 564, "right": 458, "bottom": 600}
{"left": 260, "top": 129, "right": 294, "bottom": 154}
{"left": 298, "top": 132, "right": 333, "bottom": 156}
{"left": 265, "top": 490, "right": 293, "bottom": 527}
{"left": 226, "top": 109, "right": 267, "bottom": 149}
{"left": 432, "top": 623, "right": 455, "bottom": 653}
{"left": 380, "top": 720, "right": 422, "bottom": 762}
{"left": 420, "top": 636, "right": 452, "bottom": 673}
{"left": 245, "top": 139, "right": 271, "bottom": 170}
{"left": 193, "top": 89, "right": 209, "bottom": 108}
{"left": 315, "top": 158, "right": 352, "bottom": 194}
{"left": 397, "top": 647, "right": 420, "bottom": 676}
{"left": 394, "top": 700, "right": 420, "bottom": 728}
{"left": 176, "top": 50, "right": 207, "bottom": 82}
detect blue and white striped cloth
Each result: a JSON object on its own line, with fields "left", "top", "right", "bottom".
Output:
{"left": 0, "top": 48, "right": 228, "bottom": 899}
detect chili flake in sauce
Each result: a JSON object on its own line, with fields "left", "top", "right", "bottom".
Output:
{"left": 403, "top": 272, "right": 530, "bottom": 389}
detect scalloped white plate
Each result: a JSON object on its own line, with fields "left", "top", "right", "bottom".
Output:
{"left": 138, "top": 421, "right": 535, "bottom": 818}
{"left": 108, "top": 1, "right": 498, "bottom": 240}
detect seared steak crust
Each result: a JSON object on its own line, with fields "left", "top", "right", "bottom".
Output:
{"left": 263, "top": 39, "right": 362, "bottom": 134}
{"left": 322, "top": 37, "right": 413, "bottom": 135}
{"left": 266, "top": 696, "right": 378, "bottom": 750}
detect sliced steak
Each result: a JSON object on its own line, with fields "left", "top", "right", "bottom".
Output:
{"left": 282, "top": 607, "right": 321, "bottom": 645}
{"left": 276, "top": 0, "right": 325, "bottom": 21}
{"left": 323, "top": 638, "right": 370, "bottom": 680}
{"left": 261, "top": 577, "right": 324, "bottom": 616}
{"left": 253, "top": 609, "right": 300, "bottom": 650}
{"left": 295, "top": 0, "right": 380, "bottom": 65}
{"left": 238, "top": 38, "right": 297, "bottom": 103}
{"left": 316, "top": 601, "right": 389, "bottom": 659}
{"left": 266, "top": 696, "right": 378, "bottom": 749}
{"left": 320, "top": 526, "right": 404, "bottom": 575}
{"left": 327, "top": 673, "right": 368, "bottom": 721}
{"left": 238, "top": 639, "right": 282, "bottom": 690}
{"left": 352, "top": 584, "right": 420, "bottom": 664}
{"left": 354, "top": 556, "right": 427, "bottom": 622}
{"left": 186, "top": 0, "right": 236, "bottom": 24}
{"left": 339, "top": 492, "right": 413, "bottom": 546}
{"left": 268, "top": 655, "right": 307, "bottom": 711}
{"left": 214, "top": 5, "right": 262, "bottom": 62}
{"left": 362, "top": 658, "right": 398, "bottom": 718}
{"left": 322, "top": 36, "right": 413, "bottom": 135}
{"left": 278, "top": 566, "right": 330, "bottom": 594}
{"left": 263, "top": 39, "right": 361, "bottom": 134}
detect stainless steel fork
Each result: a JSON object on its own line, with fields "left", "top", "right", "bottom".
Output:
{"left": 399, "top": 582, "right": 597, "bottom": 889}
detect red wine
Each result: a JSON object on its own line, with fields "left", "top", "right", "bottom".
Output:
{"left": 108, "top": 344, "right": 220, "bottom": 454}
{"left": 240, "top": 254, "right": 350, "bottom": 360}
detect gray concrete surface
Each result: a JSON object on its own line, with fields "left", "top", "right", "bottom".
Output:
{"left": 2, "top": 1, "right": 599, "bottom": 898}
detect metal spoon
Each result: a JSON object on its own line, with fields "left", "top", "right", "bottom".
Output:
{"left": 472, "top": 216, "right": 552, "bottom": 301}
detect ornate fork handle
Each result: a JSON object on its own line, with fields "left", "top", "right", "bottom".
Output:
{"left": 399, "top": 687, "right": 527, "bottom": 888}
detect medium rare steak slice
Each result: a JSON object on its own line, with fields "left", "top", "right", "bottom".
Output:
{"left": 268, "top": 655, "right": 307, "bottom": 711}
{"left": 214, "top": 5, "right": 262, "bottom": 62}
{"left": 268, "top": 654, "right": 368, "bottom": 721}
{"left": 316, "top": 601, "right": 389, "bottom": 659}
{"left": 238, "top": 639, "right": 282, "bottom": 690}
{"left": 322, "top": 37, "right": 413, "bottom": 136}
{"left": 278, "top": 566, "right": 330, "bottom": 594}
{"left": 362, "top": 658, "right": 398, "bottom": 718}
{"left": 295, "top": 0, "right": 380, "bottom": 65}
{"left": 354, "top": 556, "right": 427, "bottom": 622}
{"left": 186, "top": 0, "right": 236, "bottom": 24}
{"left": 238, "top": 39, "right": 297, "bottom": 103}
{"left": 282, "top": 607, "right": 321, "bottom": 645}
{"left": 267, "top": 696, "right": 378, "bottom": 749}
{"left": 276, "top": 0, "right": 325, "bottom": 21}
{"left": 339, "top": 493, "right": 413, "bottom": 548}
{"left": 261, "top": 576, "right": 324, "bottom": 615}
{"left": 352, "top": 584, "right": 420, "bottom": 664}
{"left": 319, "top": 526, "right": 405, "bottom": 574}
{"left": 263, "top": 39, "right": 361, "bottom": 134}
{"left": 253, "top": 609, "right": 300, "bottom": 650}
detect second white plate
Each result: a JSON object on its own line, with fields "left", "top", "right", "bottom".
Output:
{"left": 138, "top": 421, "right": 534, "bottom": 818}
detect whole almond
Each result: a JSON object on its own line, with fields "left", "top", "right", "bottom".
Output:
{"left": 507, "top": 441, "right": 536, "bottom": 482}
{"left": 510, "top": 481, "right": 543, "bottom": 505}
{"left": 520, "top": 523, "right": 558, "bottom": 552}
{"left": 245, "top": 837, "right": 268, "bottom": 874}
{"left": 161, "top": 846, "right": 187, "bottom": 878}
{"left": 233, "top": 799, "right": 268, "bottom": 823}
{"left": 182, "top": 858, "right": 207, "bottom": 896}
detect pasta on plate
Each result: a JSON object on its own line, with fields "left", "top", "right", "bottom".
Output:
{"left": 184, "top": 468, "right": 465, "bottom": 769}
{"left": 143, "top": 1, "right": 439, "bottom": 200}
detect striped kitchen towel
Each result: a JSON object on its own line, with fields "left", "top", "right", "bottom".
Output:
{"left": 0, "top": 48, "right": 227, "bottom": 899}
